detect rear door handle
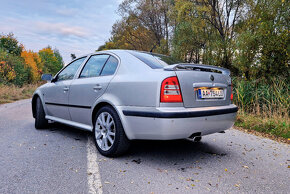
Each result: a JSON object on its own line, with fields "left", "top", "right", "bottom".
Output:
{"left": 93, "top": 84, "right": 102, "bottom": 91}
{"left": 63, "top": 87, "right": 69, "bottom": 91}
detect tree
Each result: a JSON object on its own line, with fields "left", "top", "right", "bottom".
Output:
{"left": 71, "top": 53, "right": 76, "bottom": 60}
{"left": 38, "top": 46, "right": 63, "bottom": 75}
{"left": 0, "top": 60, "right": 16, "bottom": 83}
{"left": 171, "top": 0, "right": 209, "bottom": 63}
{"left": 0, "top": 33, "right": 23, "bottom": 56}
{"left": 112, "top": 15, "right": 157, "bottom": 51}
{"left": 21, "top": 50, "right": 43, "bottom": 82}
{"left": 0, "top": 48, "right": 30, "bottom": 86}
{"left": 103, "top": 0, "right": 172, "bottom": 54}
{"left": 172, "top": 0, "right": 244, "bottom": 73}
{"left": 54, "top": 49, "right": 64, "bottom": 66}
{"left": 100, "top": 0, "right": 289, "bottom": 80}
{"left": 234, "top": 0, "right": 289, "bottom": 79}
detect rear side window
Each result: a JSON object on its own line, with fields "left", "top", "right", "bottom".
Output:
{"left": 80, "top": 55, "right": 109, "bottom": 78}
{"left": 100, "top": 56, "right": 118, "bottom": 76}
{"left": 129, "top": 51, "right": 181, "bottom": 69}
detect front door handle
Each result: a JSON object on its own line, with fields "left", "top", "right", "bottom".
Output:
{"left": 93, "top": 84, "right": 102, "bottom": 91}
{"left": 63, "top": 87, "right": 69, "bottom": 92}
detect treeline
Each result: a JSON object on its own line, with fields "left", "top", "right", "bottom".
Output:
{"left": 0, "top": 33, "right": 64, "bottom": 86}
{"left": 98, "top": 0, "right": 289, "bottom": 80}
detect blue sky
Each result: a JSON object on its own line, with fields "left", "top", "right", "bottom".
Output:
{"left": 0, "top": 0, "right": 122, "bottom": 63}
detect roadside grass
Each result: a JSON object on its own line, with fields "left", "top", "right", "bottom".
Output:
{"left": 233, "top": 77, "right": 289, "bottom": 140}
{"left": 0, "top": 83, "right": 42, "bottom": 104}
{"left": 235, "top": 111, "right": 289, "bottom": 139}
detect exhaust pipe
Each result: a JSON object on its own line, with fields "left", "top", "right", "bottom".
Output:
{"left": 187, "top": 132, "right": 202, "bottom": 142}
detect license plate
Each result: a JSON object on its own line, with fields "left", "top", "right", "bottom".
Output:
{"left": 198, "top": 88, "right": 224, "bottom": 99}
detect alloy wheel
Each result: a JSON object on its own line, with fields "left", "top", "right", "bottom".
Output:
{"left": 95, "top": 112, "right": 116, "bottom": 151}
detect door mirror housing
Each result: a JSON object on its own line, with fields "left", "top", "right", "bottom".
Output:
{"left": 41, "top": 74, "right": 52, "bottom": 81}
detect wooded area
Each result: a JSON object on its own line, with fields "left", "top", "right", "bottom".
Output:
{"left": 0, "top": 33, "right": 63, "bottom": 86}
{"left": 98, "top": 0, "right": 289, "bottom": 80}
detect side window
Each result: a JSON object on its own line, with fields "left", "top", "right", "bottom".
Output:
{"left": 57, "top": 57, "right": 86, "bottom": 81}
{"left": 100, "top": 56, "right": 118, "bottom": 76}
{"left": 80, "top": 55, "right": 109, "bottom": 78}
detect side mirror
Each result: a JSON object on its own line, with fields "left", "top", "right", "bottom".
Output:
{"left": 41, "top": 74, "right": 52, "bottom": 81}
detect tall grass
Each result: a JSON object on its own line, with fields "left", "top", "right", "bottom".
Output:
{"left": 0, "top": 83, "right": 41, "bottom": 104}
{"left": 233, "top": 77, "right": 289, "bottom": 138}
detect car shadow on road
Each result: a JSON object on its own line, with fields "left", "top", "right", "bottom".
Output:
{"left": 43, "top": 123, "right": 229, "bottom": 164}
{"left": 123, "top": 139, "right": 230, "bottom": 165}
{"left": 43, "top": 122, "right": 91, "bottom": 141}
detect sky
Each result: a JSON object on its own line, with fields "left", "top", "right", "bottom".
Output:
{"left": 0, "top": 0, "right": 122, "bottom": 64}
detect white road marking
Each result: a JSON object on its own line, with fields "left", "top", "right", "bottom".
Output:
{"left": 87, "top": 136, "right": 103, "bottom": 194}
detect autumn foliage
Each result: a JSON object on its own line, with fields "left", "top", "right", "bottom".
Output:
{"left": 0, "top": 33, "right": 63, "bottom": 86}
{"left": 0, "top": 61, "right": 16, "bottom": 82}
{"left": 21, "top": 50, "right": 43, "bottom": 82}
{"left": 99, "top": 0, "right": 289, "bottom": 80}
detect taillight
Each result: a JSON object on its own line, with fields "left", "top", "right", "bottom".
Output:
{"left": 160, "top": 76, "right": 183, "bottom": 103}
{"left": 230, "top": 84, "right": 233, "bottom": 101}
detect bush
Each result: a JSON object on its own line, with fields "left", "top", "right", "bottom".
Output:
{"left": 0, "top": 61, "right": 16, "bottom": 83}
{"left": 0, "top": 49, "right": 31, "bottom": 86}
{"left": 233, "top": 77, "right": 289, "bottom": 138}
{"left": 233, "top": 77, "right": 289, "bottom": 117}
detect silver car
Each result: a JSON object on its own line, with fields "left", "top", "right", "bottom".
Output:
{"left": 32, "top": 50, "right": 238, "bottom": 156}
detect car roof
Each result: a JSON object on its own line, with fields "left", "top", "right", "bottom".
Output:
{"left": 82, "top": 49, "right": 169, "bottom": 58}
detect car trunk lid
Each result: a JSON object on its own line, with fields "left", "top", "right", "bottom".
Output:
{"left": 164, "top": 64, "right": 232, "bottom": 108}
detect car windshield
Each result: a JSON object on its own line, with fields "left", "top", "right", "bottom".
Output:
{"left": 128, "top": 51, "right": 182, "bottom": 69}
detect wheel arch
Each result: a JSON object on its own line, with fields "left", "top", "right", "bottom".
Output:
{"left": 32, "top": 91, "right": 47, "bottom": 118}
{"left": 32, "top": 94, "right": 39, "bottom": 118}
{"left": 91, "top": 100, "right": 130, "bottom": 139}
{"left": 91, "top": 101, "right": 115, "bottom": 124}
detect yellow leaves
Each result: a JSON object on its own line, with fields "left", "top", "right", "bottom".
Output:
{"left": 0, "top": 61, "right": 16, "bottom": 82}
{"left": 21, "top": 50, "right": 42, "bottom": 82}
{"left": 7, "top": 70, "right": 16, "bottom": 81}
{"left": 39, "top": 47, "right": 54, "bottom": 55}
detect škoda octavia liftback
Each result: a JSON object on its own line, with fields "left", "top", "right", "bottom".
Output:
{"left": 32, "top": 50, "right": 238, "bottom": 156}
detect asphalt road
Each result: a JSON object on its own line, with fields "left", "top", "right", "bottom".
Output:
{"left": 0, "top": 99, "right": 289, "bottom": 194}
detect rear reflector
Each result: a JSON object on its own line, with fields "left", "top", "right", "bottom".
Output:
{"left": 160, "top": 76, "right": 183, "bottom": 103}
{"left": 230, "top": 84, "right": 233, "bottom": 101}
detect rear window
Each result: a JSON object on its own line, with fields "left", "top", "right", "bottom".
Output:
{"left": 100, "top": 56, "right": 118, "bottom": 76}
{"left": 128, "top": 51, "right": 181, "bottom": 69}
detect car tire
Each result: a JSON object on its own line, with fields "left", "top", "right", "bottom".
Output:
{"left": 35, "top": 97, "right": 48, "bottom": 129}
{"left": 93, "top": 106, "right": 130, "bottom": 157}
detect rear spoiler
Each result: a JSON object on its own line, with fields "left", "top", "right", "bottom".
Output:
{"left": 163, "top": 63, "right": 230, "bottom": 75}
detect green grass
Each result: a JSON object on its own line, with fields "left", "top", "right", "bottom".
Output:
{"left": 235, "top": 112, "right": 289, "bottom": 139}
{"left": 233, "top": 77, "right": 289, "bottom": 139}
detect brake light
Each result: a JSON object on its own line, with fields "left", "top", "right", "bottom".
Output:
{"left": 160, "top": 76, "right": 183, "bottom": 102}
{"left": 230, "top": 84, "right": 233, "bottom": 101}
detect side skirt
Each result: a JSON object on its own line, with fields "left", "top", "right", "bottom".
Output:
{"left": 45, "top": 115, "right": 93, "bottom": 132}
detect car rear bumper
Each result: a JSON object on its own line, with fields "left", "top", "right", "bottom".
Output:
{"left": 117, "top": 104, "right": 238, "bottom": 140}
